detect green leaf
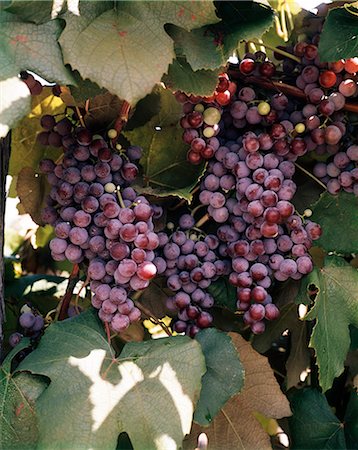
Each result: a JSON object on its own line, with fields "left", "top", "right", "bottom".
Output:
{"left": 289, "top": 388, "right": 346, "bottom": 449}
{"left": 4, "top": 0, "right": 81, "bottom": 24}
{"left": 166, "top": 2, "right": 274, "bottom": 71}
{"left": 59, "top": 1, "right": 218, "bottom": 105}
{"left": 5, "top": 274, "right": 66, "bottom": 299}
{"left": 18, "top": 309, "right": 206, "bottom": 450}
{"left": 207, "top": 277, "right": 236, "bottom": 312}
{"left": 297, "top": 256, "right": 358, "bottom": 392}
{"left": 318, "top": 5, "right": 358, "bottom": 62}
{"left": 344, "top": 390, "right": 358, "bottom": 450}
{"left": 163, "top": 58, "right": 222, "bottom": 96}
{"left": 126, "top": 89, "right": 162, "bottom": 131}
{"left": 165, "top": 23, "right": 224, "bottom": 71}
{"left": 310, "top": 191, "right": 358, "bottom": 255}
{"left": 67, "top": 70, "right": 107, "bottom": 104}
{"left": 0, "top": 339, "right": 48, "bottom": 450}
{"left": 194, "top": 329, "right": 244, "bottom": 426}
{"left": 253, "top": 301, "right": 310, "bottom": 389}
{"left": 9, "top": 87, "right": 64, "bottom": 176}
{"left": 0, "top": 11, "right": 74, "bottom": 85}
{"left": 124, "top": 86, "right": 205, "bottom": 202}
{"left": 4, "top": 0, "right": 60, "bottom": 24}
{"left": 0, "top": 77, "right": 31, "bottom": 138}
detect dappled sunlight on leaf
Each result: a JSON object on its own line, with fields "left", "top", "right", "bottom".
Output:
{"left": 17, "top": 309, "right": 205, "bottom": 449}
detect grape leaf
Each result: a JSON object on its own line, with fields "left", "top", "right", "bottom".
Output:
{"left": 297, "top": 255, "right": 358, "bottom": 392}
{"left": 289, "top": 388, "right": 346, "bottom": 449}
{"left": 0, "top": 339, "right": 48, "bottom": 450}
{"left": 253, "top": 302, "right": 310, "bottom": 389}
{"left": 0, "top": 11, "right": 74, "bottom": 85}
{"left": 165, "top": 23, "right": 224, "bottom": 71}
{"left": 126, "top": 89, "right": 162, "bottom": 131}
{"left": 16, "top": 168, "right": 49, "bottom": 225}
{"left": 344, "top": 390, "right": 358, "bottom": 450}
{"left": 59, "top": 1, "right": 219, "bottom": 105}
{"left": 163, "top": 57, "right": 222, "bottom": 96}
{"left": 124, "top": 86, "right": 205, "bottom": 202}
{"left": 18, "top": 309, "right": 206, "bottom": 450}
{"left": 3, "top": 0, "right": 71, "bottom": 24}
{"left": 310, "top": 191, "right": 358, "bottom": 255}
{"left": 319, "top": 5, "right": 358, "bottom": 62}
{"left": 9, "top": 88, "right": 64, "bottom": 176}
{"left": 65, "top": 69, "right": 107, "bottom": 104}
{"left": 194, "top": 329, "right": 244, "bottom": 426}
{"left": 0, "top": 77, "right": 31, "bottom": 138}
{"left": 166, "top": 2, "right": 274, "bottom": 71}
{"left": 184, "top": 333, "right": 291, "bottom": 450}
{"left": 5, "top": 274, "right": 66, "bottom": 299}
{"left": 35, "top": 224, "right": 54, "bottom": 248}
{"left": 138, "top": 276, "right": 175, "bottom": 319}
{"left": 207, "top": 277, "right": 237, "bottom": 312}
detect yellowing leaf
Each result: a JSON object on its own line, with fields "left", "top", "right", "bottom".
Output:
{"left": 9, "top": 87, "right": 64, "bottom": 176}
{"left": 16, "top": 167, "right": 49, "bottom": 225}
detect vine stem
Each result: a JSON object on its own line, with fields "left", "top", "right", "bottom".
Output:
{"left": 244, "top": 76, "right": 358, "bottom": 113}
{"left": 195, "top": 213, "right": 210, "bottom": 228}
{"left": 132, "top": 291, "right": 172, "bottom": 337}
{"left": 57, "top": 264, "right": 80, "bottom": 321}
{"left": 111, "top": 100, "right": 131, "bottom": 145}
{"left": 245, "top": 40, "right": 300, "bottom": 62}
{"left": 294, "top": 162, "right": 327, "bottom": 190}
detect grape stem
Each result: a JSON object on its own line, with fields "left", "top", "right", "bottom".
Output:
{"left": 116, "top": 188, "right": 126, "bottom": 209}
{"left": 132, "top": 291, "right": 172, "bottom": 336}
{"left": 190, "top": 203, "right": 207, "bottom": 217}
{"left": 294, "top": 162, "right": 327, "bottom": 190}
{"left": 245, "top": 40, "right": 301, "bottom": 63}
{"left": 75, "top": 106, "right": 86, "bottom": 128}
{"left": 195, "top": 213, "right": 210, "bottom": 228}
{"left": 56, "top": 264, "right": 80, "bottom": 321}
{"left": 244, "top": 75, "right": 358, "bottom": 113}
{"left": 111, "top": 100, "right": 131, "bottom": 145}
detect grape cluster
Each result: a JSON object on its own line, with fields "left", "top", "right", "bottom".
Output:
{"left": 176, "top": 52, "right": 329, "bottom": 333}
{"left": 9, "top": 308, "right": 44, "bottom": 348}
{"left": 313, "top": 145, "right": 358, "bottom": 195}
{"left": 177, "top": 73, "right": 236, "bottom": 165}
{"left": 39, "top": 117, "right": 161, "bottom": 333}
{"left": 199, "top": 134, "right": 321, "bottom": 333}
{"left": 156, "top": 226, "right": 230, "bottom": 337}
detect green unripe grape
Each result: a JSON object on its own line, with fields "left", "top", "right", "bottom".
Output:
{"left": 203, "top": 107, "right": 221, "bottom": 126}
{"left": 194, "top": 104, "right": 205, "bottom": 113}
{"left": 295, "top": 123, "right": 305, "bottom": 134}
{"left": 116, "top": 143, "right": 122, "bottom": 150}
{"left": 303, "top": 208, "right": 312, "bottom": 217}
{"left": 104, "top": 182, "right": 116, "bottom": 193}
{"left": 167, "top": 222, "right": 174, "bottom": 230}
{"left": 203, "top": 126, "right": 215, "bottom": 138}
{"left": 108, "top": 129, "right": 118, "bottom": 139}
{"left": 257, "top": 101, "right": 271, "bottom": 116}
